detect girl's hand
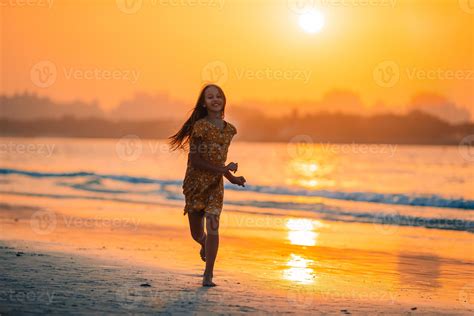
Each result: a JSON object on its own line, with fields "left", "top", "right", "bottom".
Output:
{"left": 231, "top": 175, "right": 246, "bottom": 187}
{"left": 225, "top": 162, "right": 238, "bottom": 173}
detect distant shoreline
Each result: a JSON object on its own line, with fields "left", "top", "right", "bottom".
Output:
{"left": 0, "top": 134, "right": 468, "bottom": 146}
{"left": 1, "top": 110, "right": 473, "bottom": 146}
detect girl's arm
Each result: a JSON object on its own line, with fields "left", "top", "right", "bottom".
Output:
{"left": 224, "top": 170, "right": 246, "bottom": 187}
{"left": 223, "top": 170, "right": 234, "bottom": 181}
{"left": 190, "top": 152, "right": 227, "bottom": 174}
{"left": 189, "top": 141, "right": 229, "bottom": 175}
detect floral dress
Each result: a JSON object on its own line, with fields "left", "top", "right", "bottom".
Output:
{"left": 182, "top": 118, "right": 237, "bottom": 217}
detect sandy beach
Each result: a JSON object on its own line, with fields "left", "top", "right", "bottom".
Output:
{"left": 3, "top": 0, "right": 474, "bottom": 313}
{"left": 1, "top": 192, "right": 472, "bottom": 315}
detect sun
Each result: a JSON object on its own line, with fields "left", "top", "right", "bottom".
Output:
{"left": 298, "top": 10, "right": 325, "bottom": 34}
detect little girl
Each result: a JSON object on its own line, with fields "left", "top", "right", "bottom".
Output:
{"left": 169, "top": 84, "right": 246, "bottom": 287}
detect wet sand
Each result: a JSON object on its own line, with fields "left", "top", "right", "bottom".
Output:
{"left": 0, "top": 193, "right": 473, "bottom": 315}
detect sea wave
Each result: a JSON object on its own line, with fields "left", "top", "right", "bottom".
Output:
{"left": 1, "top": 168, "right": 472, "bottom": 210}
{"left": 1, "top": 168, "right": 473, "bottom": 233}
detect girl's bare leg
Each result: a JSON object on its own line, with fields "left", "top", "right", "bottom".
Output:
{"left": 188, "top": 210, "right": 206, "bottom": 262}
{"left": 203, "top": 214, "right": 219, "bottom": 286}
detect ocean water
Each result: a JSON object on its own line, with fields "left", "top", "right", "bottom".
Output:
{"left": 0, "top": 137, "right": 473, "bottom": 233}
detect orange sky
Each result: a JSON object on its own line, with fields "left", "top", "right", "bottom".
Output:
{"left": 1, "top": 0, "right": 473, "bottom": 117}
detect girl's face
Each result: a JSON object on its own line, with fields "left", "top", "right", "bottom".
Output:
{"left": 203, "top": 86, "right": 224, "bottom": 113}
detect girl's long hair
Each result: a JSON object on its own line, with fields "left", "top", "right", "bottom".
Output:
{"left": 169, "top": 84, "right": 226, "bottom": 151}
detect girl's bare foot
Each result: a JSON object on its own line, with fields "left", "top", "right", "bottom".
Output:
{"left": 202, "top": 273, "right": 216, "bottom": 287}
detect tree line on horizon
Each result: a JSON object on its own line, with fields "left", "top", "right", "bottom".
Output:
{"left": 1, "top": 92, "right": 473, "bottom": 144}
{"left": 1, "top": 110, "right": 473, "bottom": 145}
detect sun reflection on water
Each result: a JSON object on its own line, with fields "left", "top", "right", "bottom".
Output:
{"left": 283, "top": 254, "right": 316, "bottom": 284}
{"left": 283, "top": 219, "right": 321, "bottom": 284}
{"left": 286, "top": 219, "right": 321, "bottom": 247}
{"left": 287, "top": 158, "right": 335, "bottom": 189}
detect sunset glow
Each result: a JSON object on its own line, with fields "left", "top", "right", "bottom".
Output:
{"left": 298, "top": 10, "right": 326, "bottom": 34}
{"left": 1, "top": 1, "right": 474, "bottom": 313}
{"left": 1, "top": 0, "right": 473, "bottom": 120}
